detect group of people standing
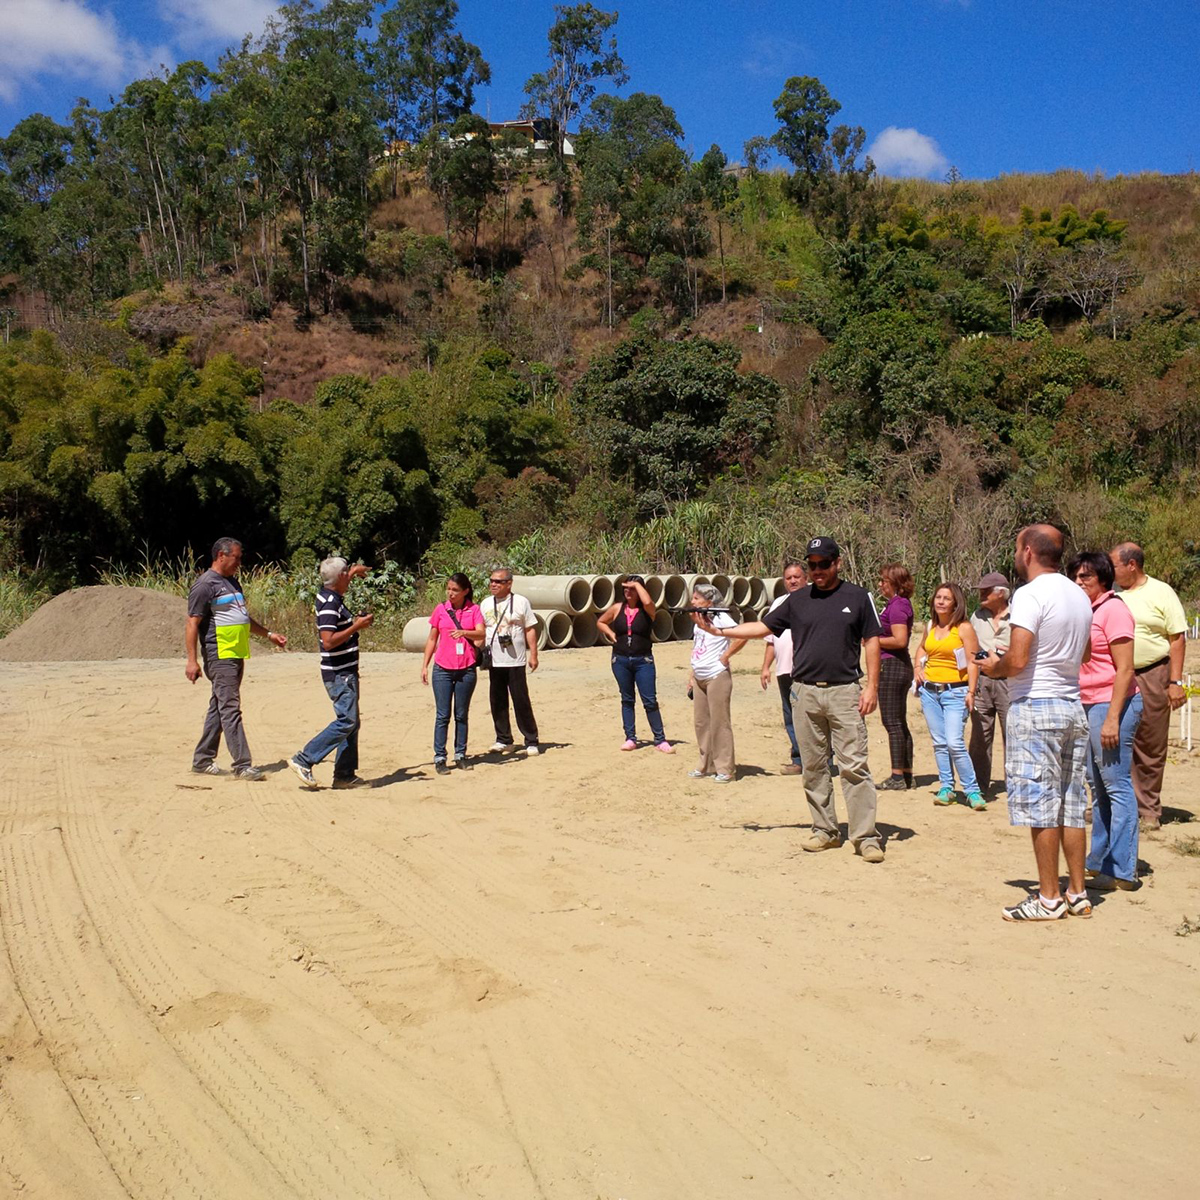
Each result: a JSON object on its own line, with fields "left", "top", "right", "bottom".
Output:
{"left": 415, "top": 567, "right": 543, "bottom": 774}
{"left": 185, "top": 527, "right": 1187, "bottom": 918}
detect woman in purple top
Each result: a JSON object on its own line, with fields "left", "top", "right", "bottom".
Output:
{"left": 876, "top": 563, "right": 916, "bottom": 789}
{"left": 422, "top": 572, "right": 485, "bottom": 774}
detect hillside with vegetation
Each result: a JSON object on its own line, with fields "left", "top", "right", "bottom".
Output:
{"left": 2, "top": 0, "right": 1199, "bottom": 635}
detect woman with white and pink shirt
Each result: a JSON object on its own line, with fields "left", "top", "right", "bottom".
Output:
{"left": 1067, "top": 551, "right": 1143, "bottom": 890}
{"left": 687, "top": 584, "right": 747, "bottom": 782}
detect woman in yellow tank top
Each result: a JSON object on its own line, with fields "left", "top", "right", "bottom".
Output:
{"left": 915, "top": 583, "right": 985, "bottom": 809}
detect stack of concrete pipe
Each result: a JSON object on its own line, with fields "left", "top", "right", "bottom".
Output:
{"left": 403, "top": 573, "right": 786, "bottom": 652}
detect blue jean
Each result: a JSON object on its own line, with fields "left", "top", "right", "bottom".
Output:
{"left": 778, "top": 674, "right": 802, "bottom": 764}
{"left": 295, "top": 672, "right": 360, "bottom": 778}
{"left": 611, "top": 654, "right": 665, "bottom": 742}
{"left": 919, "top": 684, "right": 979, "bottom": 792}
{"left": 432, "top": 664, "right": 477, "bottom": 760}
{"left": 1085, "top": 692, "right": 1143, "bottom": 882}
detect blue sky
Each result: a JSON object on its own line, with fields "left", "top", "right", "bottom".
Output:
{"left": 2, "top": 0, "right": 1197, "bottom": 179}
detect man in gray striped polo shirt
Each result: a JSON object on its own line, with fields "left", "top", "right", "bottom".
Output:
{"left": 288, "top": 557, "right": 373, "bottom": 789}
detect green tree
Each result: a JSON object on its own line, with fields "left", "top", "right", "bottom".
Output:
{"left": 575, "top": 92, "right": 686, "bottom": 325}
{"left": 372, "top": 0, "right": 490, "bottom": 198}
{"left": 695, "top": 145, "right": 738, "bottom": 302}
{"left": 523, "top": 3, "right": 628, "bottom": 207}
{"left": 770, "top": 75, "right": 840, "bottom": 204}
{"left": 572, "top": 335, "right": 782, "bottom": 511}
{"left": 275, "top": 375, "right": 438, "bottom": 561}
{"left": 425, "top": 114, "right": 498, "bottom": 268}
{"left": 259, "top": 0, "right": 383, "bottom": 314}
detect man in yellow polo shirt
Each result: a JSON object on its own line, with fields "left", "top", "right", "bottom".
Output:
{"left": 1110, "top": 542, "right": 1187, "bottom": 831}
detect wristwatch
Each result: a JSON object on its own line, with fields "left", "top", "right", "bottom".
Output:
{"left": 1169, "top": 678, "right": 1185, "bottom": 687}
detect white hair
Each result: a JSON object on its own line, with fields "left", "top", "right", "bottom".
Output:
{"left": 994, "top": 586, "right": 1011, "bottom": 600}
{"left": 320, "top": 556, "right": 349, "bottom": 587}
{"left": 693, "top": 583, "right": 722, "bottom": 605}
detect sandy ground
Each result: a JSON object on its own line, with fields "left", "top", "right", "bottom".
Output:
{"left": 1, "top": 641, "right": 1198, "bottom": 1199}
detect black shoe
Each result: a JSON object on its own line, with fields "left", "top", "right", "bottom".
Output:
{"left": 877, "top": 775, "right": 909, "bottom": 791}
{"left": 455, "top": 757, "right": 473, "bottom": 771}
{"left": 434, "top": 759, "right": 451, "bottom": 776}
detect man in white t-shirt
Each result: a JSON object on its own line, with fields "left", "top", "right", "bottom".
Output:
{"left": 483, "top": 568, "right": 540, "bottom": 756}
{"left": 760, "top": 560, "right": 807, "bottom": 774}
{"left": 979, "top": 525, "right": 1093, "bottom": 923}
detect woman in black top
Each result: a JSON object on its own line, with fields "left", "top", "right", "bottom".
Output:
{"left": 597, "top": 575, "right": 675, "bottom": 753}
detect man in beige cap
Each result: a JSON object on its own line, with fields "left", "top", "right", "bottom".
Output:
{"left": 969, "top": 571, "right": 1012, "bottom": 794}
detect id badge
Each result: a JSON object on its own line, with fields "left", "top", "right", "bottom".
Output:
{"left": 456, "top": 640, "right": 465, "bottom": 658}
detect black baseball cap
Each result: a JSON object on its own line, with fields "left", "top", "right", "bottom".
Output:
{"left": 806, "top": 536, "right": 840, "bottom": 560}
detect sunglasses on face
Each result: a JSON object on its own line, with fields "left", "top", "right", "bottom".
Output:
{"left": 806, "top": 559, "right": 832, "bottom": 570}
{"left": 489, "top": 578, "right": 509, "bottom": 584}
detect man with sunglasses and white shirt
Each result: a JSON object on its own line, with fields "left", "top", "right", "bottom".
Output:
{"left": 696, "top": 537, "right": 885, "bottom": 863}
{"left": 484, "top": 568, "right": 541, "bottom": 756}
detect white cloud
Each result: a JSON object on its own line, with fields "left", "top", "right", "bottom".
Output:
{"left": 0, "top": 0, "right": 153, "bottom": 102}
{"left": 867, "top": 126, "right": 950, "bottom": 178}
{"left": 160, "top": 0, "right": 282, "bottom": 47}
{"left": 741, "top": 35, "right": 809, "bottom": 79}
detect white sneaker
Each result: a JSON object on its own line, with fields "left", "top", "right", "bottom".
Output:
{"left": 192, "top": 762, "right": 224, "bottom": 776}
{"left": 1002, "top": 893, "right": 1066, "bottom": 922}
{"left": 524, "top": 745, "right": 540, "bottom": 756}
{"left": 287, "top": 757, "right": 318, "bottom": 790}
{"left": 489, "top": 741, "right": 509, "bottom": 753}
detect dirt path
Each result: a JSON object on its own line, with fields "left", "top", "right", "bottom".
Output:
{"left": 2, "top": 645, "right": 1198, "bottom": 1198}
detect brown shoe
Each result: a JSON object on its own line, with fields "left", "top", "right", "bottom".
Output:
{"left": 780, "top": 764, "right": 803, "bottom": 775}
{"left": 857, "top": 842, "right": 885, "bottom": 864}
{"left": 1086, "top": 872, "right": 1138, "bottom": 892}
{"left": 1139, "top": 819, "right": 1161, "bottom": 834}
{"left": 800, "top": 833, "right": 842, "bottom": 853}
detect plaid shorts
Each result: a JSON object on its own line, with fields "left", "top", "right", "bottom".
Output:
{"left": 1005, "top": 697, "right": 1090, "bottom": 828}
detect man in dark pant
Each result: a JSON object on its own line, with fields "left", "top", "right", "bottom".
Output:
{"left": 186, "top": 536, "right": 286, "bottom": 781}
{"left": 760, "top": 561, "right": 807, "bottom": 774}
{"left": 483, "top": 568, "right": 541, "bottom": 755}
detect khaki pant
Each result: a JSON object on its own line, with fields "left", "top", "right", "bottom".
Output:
{"left": 793, "top": 682, "right": 879, "bottom": 848}
{"left": 968, "top": 674, "right": 1010, "bottom": 793}
{"left": 693, "top": 670, "right": 735, "bottom": 777}
{"left": 1132, "top": 660, "right": 1171, "bottom": 822}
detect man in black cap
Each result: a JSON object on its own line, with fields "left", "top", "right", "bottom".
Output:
{"left": 697, "top": 536, "right": 885, "bottom": 862}
{"left": 969, "top": 571, "right": 1012, "bottom": 794}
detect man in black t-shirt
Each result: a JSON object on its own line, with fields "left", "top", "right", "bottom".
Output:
{"left": 700, "top": 537, "right": 885, "bottom": 862}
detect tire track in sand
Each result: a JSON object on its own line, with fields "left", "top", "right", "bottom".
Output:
{"left": 236, "top": 783, "right": 813, "bottom": 1195}
{"left": 3, "top": 695, "right": 430, "bottom": 1199}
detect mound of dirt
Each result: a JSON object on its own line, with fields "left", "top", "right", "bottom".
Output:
{"left": 0, "top": 585, "right": 187, "bottom": 662}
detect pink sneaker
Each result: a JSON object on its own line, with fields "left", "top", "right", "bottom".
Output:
{"left": 656, "top": 741, "right": 675, "bottom": 754}
{"left": 620, "top": 738, "right": 637, "bottom": 751}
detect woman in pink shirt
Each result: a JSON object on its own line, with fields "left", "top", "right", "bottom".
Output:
{"left": 1067, "top": 551, "right": 1143, "bottom": 890}
{"left": 422, "top": 573, "right": 485, "bottom": 774}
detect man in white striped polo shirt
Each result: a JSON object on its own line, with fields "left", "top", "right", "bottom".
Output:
{"left": 288, "top": 557, "right": 374, "bottom": 789}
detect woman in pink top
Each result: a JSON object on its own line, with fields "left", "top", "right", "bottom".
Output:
{"left": 1067, "top": 551, "right": 1143, "bottom": 889}
{"left": 422, "top": 573, "right": 485, "bottom": 774}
